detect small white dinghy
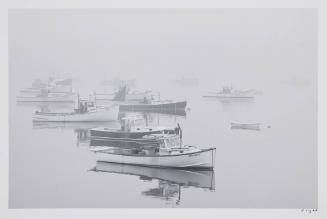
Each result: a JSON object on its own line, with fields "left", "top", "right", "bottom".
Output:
{"left": 33, "top": 99, "right": 119, "bottom": 122}
{"left": 91, "top": 134, "right": 216, "bottom": 169}
{"left": 230, "top": 122, "right": 261, "bottom": 130}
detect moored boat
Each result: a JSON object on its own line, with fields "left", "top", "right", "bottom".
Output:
{"left": 91, "top": 133, "right": 216, "bottom": 169}
{"left": 203, "top": 87, "right": 255, "bottom": 99}
{"left": 119, "top": 100, "right": 187, "bottom": 111}
{"left": 19, "top": 77, "right": 73, "bottom": 95}
{"left": 230, "top": 122, "right": 261, "bottom": 130}
{"left": 90, "top": 117, "right": 178, "bottom": 140}
{"left": 33, "top": 98, "right": 119, "bottom": 122}
{"left": 33, "top": 106, "right": 118, "bottom": 122}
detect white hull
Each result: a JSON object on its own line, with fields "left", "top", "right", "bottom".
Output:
{"left": 95, "top": 148, "right": 216, "bottom": 169}
{"left": 33, "top": 107, "right": 119, "bottom": 122}
{"left": 17, "top": 93, "right": 75, "bottom": 102}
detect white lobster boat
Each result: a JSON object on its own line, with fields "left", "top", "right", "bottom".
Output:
{"left": 33, "top": 100, "right": 119, "bottom": 122}
{"left": 91, "top": 134, "right": 216, "bottom": 169}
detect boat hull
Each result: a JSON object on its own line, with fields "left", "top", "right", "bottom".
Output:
{"left": 94, "top": 148, "right": 216, "bottom": 169}
{"left": 90, "top": 128, "right": 172, "bottom": 139}
{"left": 119, "top": 108, "right": 186, "bottom": 117}
{"left": 33, "top": 107, "right": 119, "bottom": 122}
{"left": 90, "top": 138, "right": 160, "bottom": 148}
{"left": 119, "top": 101, "right": 187, "bottom": 111}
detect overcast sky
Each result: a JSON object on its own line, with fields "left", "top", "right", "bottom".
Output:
{"left": 9, "top": 9, "right": 317, "bottom": 92}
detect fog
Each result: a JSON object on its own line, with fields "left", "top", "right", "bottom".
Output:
{"left": 9, "top": 9, "right": 317, "bottom": 94}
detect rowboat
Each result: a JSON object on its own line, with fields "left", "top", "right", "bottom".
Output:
{"left": 203, "top": 87, "right": 255, "bottom": 99}
{"left": 17, "top": 92, "right": 75, "bottom": 102}
{"left": 230, "top": 122, "right": 261, "bottom": 130}
{"left": 91, "top": 134, "right": 216, "bottom": 169}
{"left": 92, "top": 162, "right": 215, "bottom": 190}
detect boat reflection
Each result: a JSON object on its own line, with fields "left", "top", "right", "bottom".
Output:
{"left": 92, "top": 162, "right": 215, "bottom": 205}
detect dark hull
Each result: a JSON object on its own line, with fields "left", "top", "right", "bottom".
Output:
{"left": 119, "top": 108, "right": 186, "bottom": 117}
{"left": 119, "top": 101, "right": 187, "bottom": 111}
{"left": 90, "top": 138, "right": 160, "bottom": 148}
{"left": 90, "top": 129, "right": 174, "bottom": 139}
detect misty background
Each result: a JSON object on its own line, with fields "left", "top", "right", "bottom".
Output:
{"left": 9, "top": 9, "right": 316, "bottom": 95}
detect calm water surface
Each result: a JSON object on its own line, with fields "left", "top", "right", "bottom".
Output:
{"left": 9, "top": 82, "right": 317, "bottom": 208}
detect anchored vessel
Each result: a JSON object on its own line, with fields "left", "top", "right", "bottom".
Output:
{"left": 91, "top": 133, "right": 216, "bottom": 169}
{"left": 17, "top": 78, "right": 75, "bottom": 102}
{"left": 90, "top": 117, "right": 176, "bottom": 140}
{"left": 231, "top": 122, "right": 261, "bottom": 130}
{"left": 203, "top": 87, "right": 255, "bottom": 99}
{"left": 33, "top": 99, "right": 119, "bottom": 122}
{"left": 119, "top": 100, "right": 187, "bottom": 111}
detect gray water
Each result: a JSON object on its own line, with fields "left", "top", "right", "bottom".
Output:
{"left": 9, "top": 80, "right": 317, "bottom": 208}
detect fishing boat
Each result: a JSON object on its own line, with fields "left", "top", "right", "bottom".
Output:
{"left": 119, "top": 100, "right": 187, "bottom": 111}
{"left": 119, "top": 108, "right": 187, "bottom": 117}
{"left": 230, "top": 122, "right": 261, "bottom": 130}
{"left": 17, "top": 91, "right": 76, "bottom": 102}
{"left": 91, "top": 133, "right": 216, "bottom": 169}
{"left": 32, "top": 99, "right": 119, "bottom": 122}
{"left": 203, "top": 87, "right": 255, "bottom": 99}
{"left": 90, "top": 117, "right": 176, "bottom": 140}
